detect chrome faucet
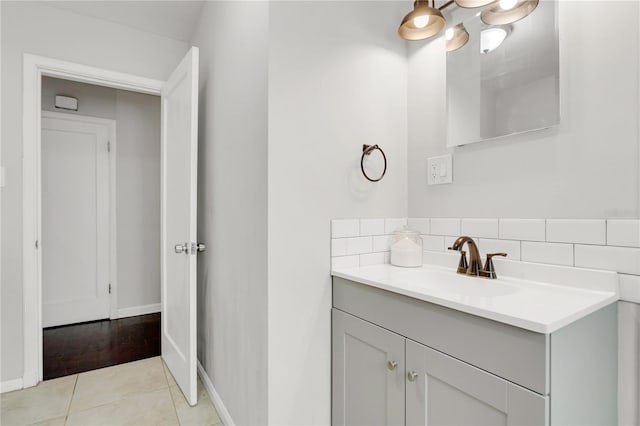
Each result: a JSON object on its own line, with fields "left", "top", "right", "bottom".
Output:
{"left": 448, "top": 236, "right": 507, "bottom": 279}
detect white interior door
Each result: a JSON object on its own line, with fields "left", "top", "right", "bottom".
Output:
{"left": 41, "top": 114, "right": 111, "bottom": 328}
{"left": 161, "top": 47, "right": 199, "bottom": 406}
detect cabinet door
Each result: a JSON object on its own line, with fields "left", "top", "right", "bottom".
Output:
{"left": 406, "top": 340, "right": 548, "bottom": 426}
{"left": 332, "top": 309, "right": 405, "bottom": 426}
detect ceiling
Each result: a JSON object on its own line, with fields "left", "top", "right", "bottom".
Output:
{"left": 44, "top": 1, "right": 205, "bottom": 42}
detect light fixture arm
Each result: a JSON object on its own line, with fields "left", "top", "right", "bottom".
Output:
{"left": 438, "top": 0, "right": 455, "bottom": 10}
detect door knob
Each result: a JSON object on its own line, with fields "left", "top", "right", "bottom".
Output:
{"left": 174, "top": 243, "right": 188, "bottom": 254}
{"left": 189, "top": 243, "right": 206, "bottom": 254}
{"left": 387, "top": 360, "right": 398, "bottom": 371}
{"left": 408, "top": 371, "right": 419, "bottom": 382}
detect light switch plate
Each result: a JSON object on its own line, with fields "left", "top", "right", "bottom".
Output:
{"left": 427, "top": 155, "right": 452, "bottom": 185}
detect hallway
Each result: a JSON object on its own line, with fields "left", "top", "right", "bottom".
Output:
{"left": 43, "top": 313, "right": 160, "bottom": 380}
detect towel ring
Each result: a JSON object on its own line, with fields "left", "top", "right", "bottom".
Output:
{"left": 361, "top": 144, "right": 387, "bottom": 182}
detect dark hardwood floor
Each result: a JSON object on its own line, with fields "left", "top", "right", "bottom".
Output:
{"left": 43, "top": 313, "right": 160, "bottom": 380}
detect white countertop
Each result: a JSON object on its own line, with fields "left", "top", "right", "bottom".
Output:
{"left": 331, "top": 263, "right": 618, "bottom": 334}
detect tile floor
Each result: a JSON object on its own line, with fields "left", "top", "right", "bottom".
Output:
{"left": 1, "top": 357, "right": 221, "bottom": 426}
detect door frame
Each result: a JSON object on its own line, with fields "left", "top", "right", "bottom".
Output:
{"left": 22, "top": 54, "right": 163, "bottom": 387}
{"left": 40, "top": 110, "right": 117, "bottom": 325}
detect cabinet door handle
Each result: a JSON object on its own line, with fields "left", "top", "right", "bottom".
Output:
{"left": 407, "top": 371, "right": 419, "bottom": 382}
{"left": 387, "top": 360, "right": 398, "bottom": 371}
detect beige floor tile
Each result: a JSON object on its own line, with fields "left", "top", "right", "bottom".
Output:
{"left": 69, "top": 356, "right": 167, "bottom": 413}
{"left": 169, "top": 378, "right": 222, "bottom": 426}
{"left": 66, "top": 387, "right": 179, "bottom": 426}
{"left": 27, "top": 416, "right": 66, "bottom": 426}
{"left": 162, "top": 360, "right": 177, "bottom": 387}
{"left": 0, "top": 375, "right": 76, "bottom": 426}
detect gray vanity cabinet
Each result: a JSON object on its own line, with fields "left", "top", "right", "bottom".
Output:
{"left": 405, "top": 339, "right": 547, "bottom": 426}
{"left": 332, "top": 309, "right": 405, "bottom": 426}
{"left": 332, "top": 276, "right": 617, "bottom": 426}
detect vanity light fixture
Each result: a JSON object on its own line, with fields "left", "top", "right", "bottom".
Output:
{"left": 454, "top": 0, "right": 496, "bottom": 8}
{"left": 480, "top": 27, "right": 507, "bottom": 53}
{"left": 446, "top": 23, "right": 470, "bottom": 52}
{"left": 398, "top": 0, "right": 445, "bottom": 41}
{"left": 399, "top": 0, "right": 536, "bottom": 44}
{"left": 480, "top": 0, "right": 538, "bottom": 25}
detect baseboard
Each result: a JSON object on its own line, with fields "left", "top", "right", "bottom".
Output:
{"left": 197, "top": 361, "right": 235, "bottom": 426}
{"left": 22, "top": 370, "right": 38, "bottom": 388}
{"left": 116, "top": 303, "right": 161, "bottom": 319}
{"left": 1, "top": 378, "right": 23, "bottom": 393}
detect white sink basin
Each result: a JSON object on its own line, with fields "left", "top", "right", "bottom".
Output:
{"left": 331, "top": 263, "right": 618, "bottom": 333}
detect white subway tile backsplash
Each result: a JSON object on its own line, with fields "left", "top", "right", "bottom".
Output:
{"left": 607, "top": 220, "right": 640, "bottom": 247}
{"left": 619, "top": 275, "right": 640, "bottom": 304}
{"left": 431, "top": 218, "right": 461, "bottom": 236}
{"left": 546, "top": 219, "right": 606, "bottom": 245}
{"left": 499, "top": 219, "right": 545, "bottom": 242}
{"left": 521, "top": 242, "right": 573, "bottom": 267}
{"left": 359, "top": 218, "right": 385, "bottom": 236}
{"left": 443, "top": 236, "right": 458, "bottom": 250}
{"left": 360, "top": 252, "right": 386, "bottom": 266}
{"left": 408, "top": 218, "right": 430, "bottom": 234}
{"left": 422, "top": 235, "right": 445, "bottom": 252}
{"left": 331, "top": 239, "right": 347, "bottom": 257}
{"left": 331, "top": 219, "right": 359, "bottom": 238}
{"left": 575, "top": 245, "right": 640, "bottom": 275}
{"left": 461, "top": 219, "right": 499, "bottom": 239}
{"left": 478, "top": 239, "right": 521, "bottom": 261}
{"left": 332, "top": 255, "right": 359, "bottom": 269}
{"left": 346, "top": 237, "right": 373, "bottom": 255}
{"left": 331, "top": 217, "right": 640, "bottom": 286}
{"left": 373, "top": 235, "right": 391, "bottom": 252}
{"left": 385, "top": 218, "right": 407, "bottom": 234}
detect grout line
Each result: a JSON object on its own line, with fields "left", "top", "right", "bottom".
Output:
{"left": 164, "top": 366, "right": 182, "bottom": 425}
{"left": 161, "top": 358, "right": 184, "bottom": 424}
{"left": 64, "top": 374, "right": 79, "bottom": 425}
{"left": 160, "top": 358, "right": 170, "bottom": 387}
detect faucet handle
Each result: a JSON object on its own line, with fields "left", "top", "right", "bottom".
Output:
{"left": 483, "top": 253, "right": 507, "bottom": 279}
{"left": 455, "top": 250, "right": 468, "bottom": 274}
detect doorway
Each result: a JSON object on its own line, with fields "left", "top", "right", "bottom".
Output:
{"left": 39, "top": 77, "right": 163, "bottom": 379}
{"left": 22, "top": 51, "right": 200, "bottom": 405}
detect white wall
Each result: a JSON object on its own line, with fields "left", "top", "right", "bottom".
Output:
{"left": 114, "top": 90, "right": 161, "bottom": 310}
{"left": 190, "top": 3, "right": 269, "bottom": 425}
{"left": 42, "top": 77, "right": 162, "bottom": 311}
{"left": 42, "top": 78, "right": 116, "bottom": 117}
{"left": 267, "top": 2, "right": 408, "bottom": 423}
{"left": 408, "top": 1, "right": 639, "bottom": 219}
{"left": 1, "top": 1, "right": 188, "bottom": 382}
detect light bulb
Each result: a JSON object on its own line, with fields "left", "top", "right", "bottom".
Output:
{"left": 413, "top": 15, "right": 430, "bottom": 28}
{"left": 480, "top": 27, "right": 507, "bottom": 53}
{"left": 499, "top": 0, "right": 518, "bottom": 10}
{"left": 445, "top": 28, "right": 454, "bottom": 41}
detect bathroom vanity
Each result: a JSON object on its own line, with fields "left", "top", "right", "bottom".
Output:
{"left": 331, "top": 264, "right": 618, "bottom": 426}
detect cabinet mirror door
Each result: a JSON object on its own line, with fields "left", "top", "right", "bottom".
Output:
{"left": 332, "top": 309, "right": 405, "bottom": 426}
{"left": 405, "top": 340, "right": 548, "bottom": 426}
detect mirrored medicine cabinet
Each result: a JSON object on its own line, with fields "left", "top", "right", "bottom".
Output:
{"left": 443, "top": 0, "right": 559, "bottom": 147}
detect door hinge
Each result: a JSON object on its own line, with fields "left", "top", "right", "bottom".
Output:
{"left": 107, "top": 141, "right": 111, "bottom": 152}
{"left": 35, "top": 240, "right": 39, "bottom": 249}
{"left": 108, "top": 283, "right": 112, "bottom": 294}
